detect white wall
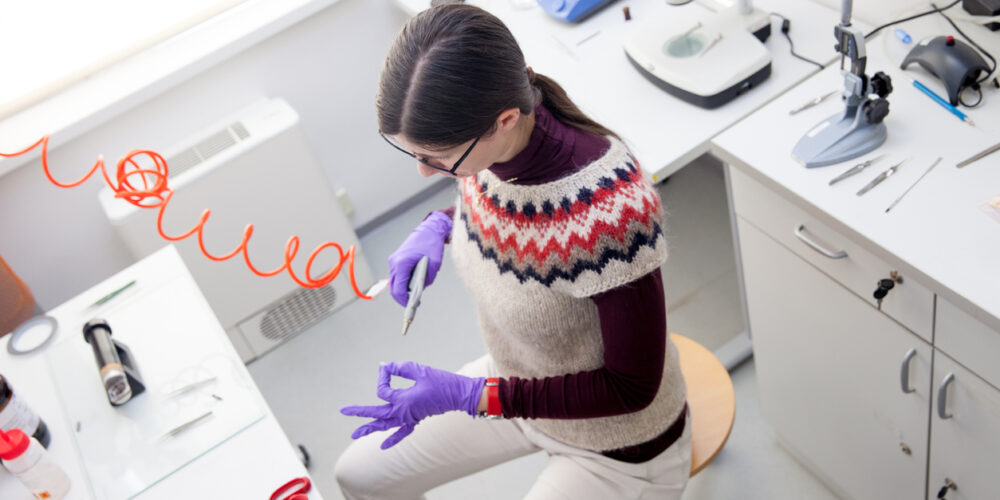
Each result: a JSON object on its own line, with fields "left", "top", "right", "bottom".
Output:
{"left": 0, "top": 0, "right": 429, "bottom": 308}
{"left": 811, "top": 0, "right": 935, "bottom": 27}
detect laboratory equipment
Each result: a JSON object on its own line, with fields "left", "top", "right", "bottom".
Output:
{"left": 957, "top": 140, "right": 1000, "bottom": 167}
{"left": 901, "top": 36, "right": 990, "bottom": 106}
{"left": 962, "top": 0, "right": 1000, "bottom": 30}
{"left": 402, "top": 256, "right": 429, "bottom": 336}
{"left": 894, "top": 28, "right": 912, "bottom": 44}
{"left": 537, "top": 0, "right": 617, "bottom": 22}
{"left": 911, "top": 79, "right": 975, "bottom": 125}
{"left": 828, "top": 154, "right": 884, "bottom": 185}
{"left": 0, "top": 374, "right": 51, "bottom": 448}
{"left": 885, "top": 157, "right": 941, "bottom": 213}
{"left": 270, "top": 477, "right": 311, "bottom": 500}
{"left": 162, "top": 411, "right": 213, "bottom": 438}
{"left": 792, "top": 0, "right": 894, "bottom": 167}
{"left": 624, "top": 0, "right": 772, "bottom": 109}
{"left": 857, "top": 159, "right": 907, "bottom": 196}
{"left": 6, "top": 316, "right": 58, "bottom": 356}
{"left": 0, "top": 429, "right": 71, "bottom": 500}
{"left": 86, "top": 280, "right": 137, "bottom": 310}
{"left": 97, "top": 99, "right": 374, "bottom": 362}
{"left": 82, "top": 319, "right": 145, "bottom": 406}
{"left": 789, "top": 90, "right": 839, "bottom": 115}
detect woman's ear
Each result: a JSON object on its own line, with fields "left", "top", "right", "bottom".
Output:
{"left": 496, "top": 108, "right": 523, "bottom": 132}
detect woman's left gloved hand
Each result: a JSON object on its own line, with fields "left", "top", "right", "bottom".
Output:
{"left": 340, "top": 361, "right": 486, "bottom": 450}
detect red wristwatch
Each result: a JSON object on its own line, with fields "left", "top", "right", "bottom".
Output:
{"left": 480, "top": 378, "right": 503, "bottom": 419}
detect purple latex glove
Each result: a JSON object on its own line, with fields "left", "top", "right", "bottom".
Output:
{"left": 340, "top": 361, "right": 486, "bottom": 450}
{"left": 387, "top": 211, "right": 453, "bottom": 307}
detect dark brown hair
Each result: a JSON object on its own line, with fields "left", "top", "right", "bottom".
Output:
{"left": 376, "top": 3, "right": 618, "bottom": 151}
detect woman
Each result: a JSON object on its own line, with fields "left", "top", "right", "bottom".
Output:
{"left": 336, "top": 4, "right": 689, "bottom": 499}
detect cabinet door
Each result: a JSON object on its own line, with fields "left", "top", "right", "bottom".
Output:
{"left": 928, "top": 350, "right": 1000, "bottom": 500}
{"left": 737, "top": 217, "right": 931, "bottom": 500}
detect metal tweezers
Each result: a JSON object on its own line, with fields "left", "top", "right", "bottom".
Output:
{"left": 789, "top": 90, "right": 838, "bottom": 115}
{"left": 829, "top": 154, "right": 884, "bottom": 185}
{"left": 857, "top": 159, "right": 908, "bottom": 196}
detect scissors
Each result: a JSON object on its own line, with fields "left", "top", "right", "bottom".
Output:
{"left": 857, "top": 158, "right": 908, "bottom": 196}
{"left": 828, "top": 154, "right": 885, "bottom": 185}
{"left": 271, "top": 477, "right": 311, "bottom": 500}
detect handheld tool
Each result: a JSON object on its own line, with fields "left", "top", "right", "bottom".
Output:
{"left": 857, "top": 158, "right": 907, "bottom": 196}
{"left": 401, "top": 256, "right": 429, "bottom": 336}
{"left": 789, "top": 90, "right": 838, "bottom": 115}
{"left": 885, "top": 157, "right": 941, "bottom": 213}
{"left": 957, "top": 141, "right": 1000, "bottom": 168}
{"left": 829, "top": 154, "right": 884, "bottom": 185}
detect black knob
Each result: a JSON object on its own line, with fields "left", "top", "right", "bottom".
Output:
{"left": 871, "top": 71, "right": 894, "bottom": 98}
{"left": 873, "top": 278, "right": 895, "bottom": 300}
{"left": 864, "top": 98, "right": 891, "bottom": 124}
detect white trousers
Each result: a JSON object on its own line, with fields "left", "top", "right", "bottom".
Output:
{"left": 334, "top": 355, "right": 692, "bottom": 500}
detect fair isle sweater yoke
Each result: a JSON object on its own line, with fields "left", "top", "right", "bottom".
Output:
{"left": 450, "top": 137, "right": 687, "bottom": 451}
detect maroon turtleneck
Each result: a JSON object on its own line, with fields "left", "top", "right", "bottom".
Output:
{"left": 439, "top": 104, "right": 682, "bottom": 462}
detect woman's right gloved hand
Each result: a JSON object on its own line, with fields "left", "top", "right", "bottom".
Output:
{"left": 387, "top": 211, "right": 453, "bottom": 307}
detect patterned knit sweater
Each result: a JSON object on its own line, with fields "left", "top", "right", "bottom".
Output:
{"left": 450, "top": 137, "right": 687, "bottom": 451}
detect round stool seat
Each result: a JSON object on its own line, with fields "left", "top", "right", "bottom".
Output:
{"left": 671, "top": 333, "right": 736, "bottom": 477}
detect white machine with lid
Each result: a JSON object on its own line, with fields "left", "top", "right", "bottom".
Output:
{"left": 624, "top": 0, "right": 772, "bottom": 109}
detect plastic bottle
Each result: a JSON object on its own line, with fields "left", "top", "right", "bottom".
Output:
{"left": 0, "top": 429, "right": 71, "bottom": 500}
{"left": 0, "top": 374, "right": 51, "bottom": 448}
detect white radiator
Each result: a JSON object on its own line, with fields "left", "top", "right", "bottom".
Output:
{"left": 99, "top": 98, "right": 373, "bottom": 362}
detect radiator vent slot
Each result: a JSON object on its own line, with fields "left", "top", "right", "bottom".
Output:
{"left": 165, "top": 121, "right": 250, "bottom": 178}
{"left": 195, "top": 128, "right": 237, "bottom": 160}
{"left": 231, "top": 121, "right": 250, "bottom": 140}
{"left": 259, "top": 285, "right": 337, "bottom": 342}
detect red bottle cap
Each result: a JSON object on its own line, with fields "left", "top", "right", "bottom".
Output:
{"left": 0, "top": 429, "right": 30, "bottom": 460}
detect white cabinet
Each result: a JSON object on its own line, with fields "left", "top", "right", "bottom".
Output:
{"left": 737, "top": 216, "right": 931, "bottom": 500}
{"left": 928, "top": 342, "right": 1000, "bottom": 500}
{"left": 728, "top": 165, "right": 1000, "bottom": 500}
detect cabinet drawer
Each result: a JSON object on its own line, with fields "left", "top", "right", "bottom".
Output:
{"left": 729, "top": 166, "right": 934, "bottom": 342}
{"left": 936, "top": 298, "right": 1000, "bottom": 390}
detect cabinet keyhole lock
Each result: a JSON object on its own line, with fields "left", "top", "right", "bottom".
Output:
{"left": 889, "top": 270, "right": 903, "bottom": 284}
{"left": 937, "top": 477, "right": 956, "bottom": 499}
{"left": 899, "top": 442, "right": 911, "bottom": 455}
{"left": 874, "top": 278, "right": 896, "bottom": 309}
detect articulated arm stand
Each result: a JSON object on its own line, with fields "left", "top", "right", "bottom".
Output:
{"left": 792, "top": 1, "right": 894, "bottom": 168}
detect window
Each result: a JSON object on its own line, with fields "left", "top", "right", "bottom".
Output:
{"left": 0, "top": 0, "right": 246, "bottom": 120}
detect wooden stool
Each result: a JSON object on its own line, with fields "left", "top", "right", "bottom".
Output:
{"left": 671, "top": 333, "right": 736, "bottom": 477}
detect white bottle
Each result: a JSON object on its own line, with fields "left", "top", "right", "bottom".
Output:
{"left": 0, "top": 429, "right": 71, "bottom": 500}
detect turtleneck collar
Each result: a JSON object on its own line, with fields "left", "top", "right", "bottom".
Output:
{"left": 488, "top": 103, "right": 610, "bottom": 185}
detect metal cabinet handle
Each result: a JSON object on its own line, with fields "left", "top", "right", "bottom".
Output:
{"left": 900, "top": 348, "right": 917, "bottom": 394}
{"left": 793, "top": 225, "right": 848, "bottom": 259}
{"left": 938, "top": 373, "right": 955, "bottom": 419}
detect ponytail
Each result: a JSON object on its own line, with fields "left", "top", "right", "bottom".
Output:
{"left": 532, "top": 72, "right": 621, "bottom": 142}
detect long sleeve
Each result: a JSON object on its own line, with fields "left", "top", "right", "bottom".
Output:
{"left": 497, "top": 268, "right": 666, "bottom": 419}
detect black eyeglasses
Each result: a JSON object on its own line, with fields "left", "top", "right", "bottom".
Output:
{"left": 380, "top": 132, "right": 480, "bottom": 175}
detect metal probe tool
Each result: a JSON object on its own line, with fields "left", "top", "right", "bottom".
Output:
{"left": 957, "top": 141, "right": 1000, "bottom": 168}
{"left": 885, "top": 157, "right": 941, "bottom": 213}
{"left": 402, "top": 256, "right": 429, "bottom": 335}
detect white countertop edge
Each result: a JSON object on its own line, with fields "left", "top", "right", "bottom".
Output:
{"left": 712, "top": 141, "right": 1000, "bottom": 334}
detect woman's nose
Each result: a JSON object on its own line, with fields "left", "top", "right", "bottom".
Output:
{"left": 416, "top": 162, "right": 438, "bottom": 177}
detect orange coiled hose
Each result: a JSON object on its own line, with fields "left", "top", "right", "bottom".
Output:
{"left": 1, "top": 135, "right": 372, "bottom": 299}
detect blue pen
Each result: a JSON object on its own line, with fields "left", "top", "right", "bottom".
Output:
{"left": 911, "top": 79, "right": 975, "bottom": 126}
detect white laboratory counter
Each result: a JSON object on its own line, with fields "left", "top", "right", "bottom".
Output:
{"left": 0, "top": 246, "right": 320, "bottom": 500}
{"left": 712, "top": 12, "right": 1000, "bottom": 500}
